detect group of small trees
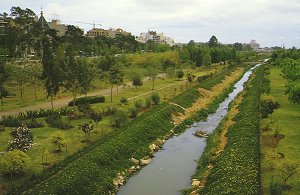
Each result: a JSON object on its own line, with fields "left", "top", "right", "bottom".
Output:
{"left": 272, "top": 48, "right": 300, "bottom": 104}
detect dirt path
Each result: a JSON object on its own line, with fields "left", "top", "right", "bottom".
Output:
{"left": 0, "top": 78, "right": 187, "bottom": 118}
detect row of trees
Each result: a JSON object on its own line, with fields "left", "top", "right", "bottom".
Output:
{"left": 271, "top": 48, "right": 300, "bottom": 104}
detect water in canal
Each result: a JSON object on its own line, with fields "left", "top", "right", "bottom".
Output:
{"left": 118, "top": 65, "right": 261, "bottom": 195}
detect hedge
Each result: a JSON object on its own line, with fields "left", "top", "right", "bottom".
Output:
{"left": 68, "top": 95, "right": 105, "bottom": 106}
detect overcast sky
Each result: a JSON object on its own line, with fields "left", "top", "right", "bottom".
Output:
{"left": 1, "top": 0, "right": 300, "bottom": 48}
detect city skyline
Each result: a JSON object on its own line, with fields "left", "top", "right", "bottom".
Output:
{"left": 1, "top": 0, "right": 299, "bottom": 48}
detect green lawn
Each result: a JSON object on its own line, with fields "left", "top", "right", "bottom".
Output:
{"left": 260, "top": 67, "right": 300, "bottom": 194}
{"left": 0, "top": 65, "right": 220, "bottom": 112}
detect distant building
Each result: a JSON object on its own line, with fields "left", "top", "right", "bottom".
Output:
{"left": 250, "top": 40, "right": 260, "bottom": 51}
{"left": 86, "top": 27, "right": 131, "bottom": 38}
{"left": 37, "top": 11, "right": 67, "bottom": 37}
{"left": 136, "top": 30, "right": 174, "bottom": 46}
{"left": 48, "top": 19, "right": 68, "bottom": 37}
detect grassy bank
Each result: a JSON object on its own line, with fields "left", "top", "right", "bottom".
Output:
{"left": 10, "top": 65, "right": 242, "bottom": 194}
{"left": 185, "top": 65, "right": 264, "bottom": 194}
{"left": 260, "top": 67, "right": 300, "bottom": 194}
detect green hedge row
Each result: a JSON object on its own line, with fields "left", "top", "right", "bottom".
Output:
{"left": 68, "top": 95, "right": 105, "bottom": 106}
{"left": 198, "top": 66, "right": 263, "bottom": 194}
{"left": 15, "top": 66, "right": 240, "bottom": 194}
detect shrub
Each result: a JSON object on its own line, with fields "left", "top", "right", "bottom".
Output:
{"left": 0, "top": 125, "right": 5, "bottom": 132}
{"left": 134, "top": 99, "right": 143, "bottom": 109}
{"left": 111, "top": 111, "right": 128, "bottom": 127}
{"left": 78, "top": 122, "right": 95, "bottom": 139}
{"left": 129, "top": 107, "right": 139, "bottom": 118}
{"left": 8, "top": 125, "right": 34, "bottom": 152}
{"left": 151, "top": 93, "right": 160, "bottom": 105}
{"left": 0, "top": 150, "right": 30, "bottom": 175}
{"left": 145, "top": 97, "right": 152, "bottom": 108}
{"left": 197, "top": 73, "right": 213, "bottom": 82}
{"left": 89, "top": 111, "right": 102, "bottom": 125}
{"left": 77, "top": 103, "right": 92, "bottom": 114}
{"left": 120, "top": 97, "right": 128, "bottom": 105}
{"left": 68, "top": 96, "right": 105, "bottom": 106}
{"left": 101, "top": 106, "right": 118, "bottom": 117}
{"left": 51, "top": 132, "right": 67, "bottom": 152}
{"left": 45, "top": 113, "right": 72, "bottom": 130}
{"left": 22, "top": 118, "right": 44, "bottom": 128}
{"left": 0, "top": 115, "right": 22, "bottom": 127}
{"left": 176, "top": 70, "right": 184, "bottom": 79}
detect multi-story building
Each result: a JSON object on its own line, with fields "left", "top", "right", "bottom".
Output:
{"left": 37, "top": 11, "right": 68, "bottom": 37}
{"left": 48, "top": 19, "right": 68, "bottom": 37}
{"left": 86, "top": 27, "right": 131, "bottom": 38}
{"left": 250, "top": 40, "right": 260, "bottom": 51}
{"left": 136, "top": 30, "right": 174, "bottom": 46}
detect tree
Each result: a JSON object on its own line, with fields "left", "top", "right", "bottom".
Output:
{"left": 108, "top": 67, "right": 123, "bottom": 102}
{"left": 11, "top": 62, "right": 29, "bottom": 100}
{"left": 0, "top": 48, "right": 10, "bottom": 105}
{"left": 0, "top": 149, "right": 30, "bottom": 175}
{"left": 41, "top": 36, "right": 62, "bottom": 108}
{"left": 285, "top": 82, "right": 300, "bottom": 104}
{"left": 131, "top": 72, "right": 143, "bottom": 89}
{"left": 78, "top": 122, "right": 95, "bottom": 140}
{"left": 64, "top": 46, "right": 94, "bottom": 106}
{"left": 202, "top": 53, "right": 212, "bottom": 66}
{"left": 25, "top": 61, "right": 42, "bottom": 100}
{"left": 146, "top": 66, "right": 159, "bottom": 90}
{"left": 51, "top": 131, "right": 67, "bottom": 151}
{"left": 208, "top": 35, "right": 219, "bottom": 48}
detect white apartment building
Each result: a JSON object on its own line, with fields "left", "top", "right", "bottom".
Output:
{"left": 136, "top": 30, "right": 174, "bottom": 46}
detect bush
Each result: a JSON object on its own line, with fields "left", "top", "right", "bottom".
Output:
{"left": 0, "top": 150, "right": 30, "bottom": 175}
{"left": 270, "top": 179, "right": 282, "bottom": 195}
{"left": 151, "top": 93, "right": 160, "bottom": 105}
{"left": 68, "top": 96, "right": 105, "bottom": 106}
{"left": 77, "top": 103, "right": 92, "bottom": 114}
{"left": 176, "top": 70, "right": 184, "bottom": 79}
{"left": 197, "top": 73, "right": 213, "bottom": 82}
{"left": 22, "top": 118, "right": 44, "bottom": 128}
{"left": 145, "top": 97, "right": 152, "bottom": 108}
{"left": 89, "top": 111, "right": 102, "bottom": 125}
{"left": 8, "top": 125, "right": 34, "bottom": 152}
{"left": 45, "top": 113, "right": 72, "bottom": 130}
{"left": 129, "top": 107, "right": 139, "bottom": 118}
{"left": 51, "top": 132, "right": 67, "bottom": 151}
{"left": 0, "top": 115, "right": 22, "bottom": 127}
{"left": 134, "top": 99, "right": 143, "bottom": 109}
{"left": 111, "top": 111, "right": 128, "bottom": 127}
{"left": 101, "top": 106, "right": 118, "bottom": 117}
{"left": 0, "top": 124, "right": 5, "bottom": 132}
{"left": 120, "top": 97, "right": 128, "bottom": 105}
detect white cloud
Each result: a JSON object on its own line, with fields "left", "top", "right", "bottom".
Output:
{"left": 1, "top": 0, "right": 300, "bottom": 47}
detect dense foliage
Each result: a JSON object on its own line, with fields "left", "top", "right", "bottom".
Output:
{"left": 271, "top": 48, "right": 300, "bottom": 104}
{"left": 68, "top": 95, "right": 105, "bottom": 106}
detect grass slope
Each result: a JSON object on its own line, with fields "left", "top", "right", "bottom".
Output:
{"left": 260, "top": 67, "right": 300, "bottom": 194}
